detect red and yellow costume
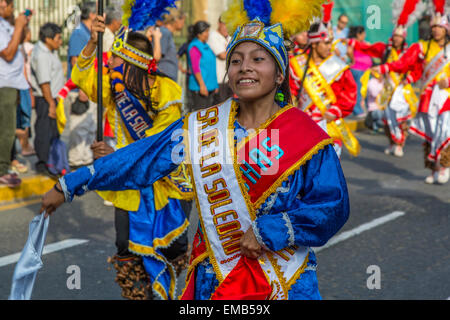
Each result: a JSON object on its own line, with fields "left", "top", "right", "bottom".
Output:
{"left": 290, "top": 1, "right": 359, "bottom": 157}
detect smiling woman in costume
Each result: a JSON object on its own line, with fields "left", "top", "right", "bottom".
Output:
{"left": 40, "top": 0, "right": 349, "bottom": 300}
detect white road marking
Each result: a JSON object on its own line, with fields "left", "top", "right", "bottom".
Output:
{"left": 0, "top": 239, "right": 89, "bottom": 268}
{"left": 314, "top": 211, "right": 406, "bottom": 253}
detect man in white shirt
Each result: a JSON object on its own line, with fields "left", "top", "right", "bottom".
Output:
{"left": 208, "top": 15, "right": 232, "bottom": 105}
{"left": 30, "top": 23, "right": 65, "bottom": 175}
{"left": 333, "top": 14, "right": 349, "bottom": 62}
{"left": 103, "top": 7, "right": 122, "bottom": 52}
{"left": 0, "top": 0, "right": 29, "bottom": 187}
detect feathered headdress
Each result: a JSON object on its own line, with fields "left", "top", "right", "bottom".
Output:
{"left": 430, "top": 0, "right": 450, "bottom": 32}
{"left": 111, "top": 0, "right": 178, "bottom": 71}
{"left": 391, "top": 0, "right": 426, "bottom": 38}
{"left": 308, "top": 0, "right": 334, "bottom": 43}
{"left": 223, "top": 0, "right": 325, "bottom": 76}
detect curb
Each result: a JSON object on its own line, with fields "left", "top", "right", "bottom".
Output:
{"left": 1, "top": 119, "right": 366, "bottom": 207}
{"left": 0, "top": 175, "right": 56, "bottom": 207}
{"left": 345, "top": 118, "right": 366, "bottom": 132}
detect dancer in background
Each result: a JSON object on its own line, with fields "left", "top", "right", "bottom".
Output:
{"left": 290, "top": 1, "right": 359, "bottom": 159}
{"left": 373, "top": 0, "right": 449, "bottom": 184}
{"left": 349, "top": 0, "right": 424, "bottom": 157}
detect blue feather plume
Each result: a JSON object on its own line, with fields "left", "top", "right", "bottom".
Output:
{"left": 243, "top": 0, "right": 272, "bottom": 26}
{"left": 127, "top": 0, "right": 178, "bottom": 31}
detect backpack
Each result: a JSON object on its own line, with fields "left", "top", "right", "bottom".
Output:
{"left": 47, "top": 138, "right": 71, "bottom": 176}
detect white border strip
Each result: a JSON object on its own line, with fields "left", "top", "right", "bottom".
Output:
{"left": 314, "top": 211, "right": 406, "bottom": 253}
{"left": 0, "top": 239, "right": 89, "bottom": 268}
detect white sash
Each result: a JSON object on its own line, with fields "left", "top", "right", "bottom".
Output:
{"left": 299, "top": 54, "right": 348, "bottom": 110}
{"left": 419, "top": 43, "right": 450, "bottom": 92}
{"left": 187, "top": 99, "right": 309, "bottom": 300}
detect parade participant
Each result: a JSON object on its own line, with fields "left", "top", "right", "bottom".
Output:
{"left": 349, "top": 0, "right": 423, "bottom": 157}
{"left": 290, "top": 1, "right": 359, "bottom": 158}
{"left": 68, "top": 0, "right": 193, "bottom": 300}
{"left": 40, "top": 0, "right": 350, "bottom": 300}
{"left": 373, "top": 0, "right": 450, "bottom": 184}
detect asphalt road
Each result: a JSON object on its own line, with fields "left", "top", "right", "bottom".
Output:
{"left": 0, "top": 130, "right": 448, "bottom": 300}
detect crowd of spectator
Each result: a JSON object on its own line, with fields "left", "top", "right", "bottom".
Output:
{"left": 0, "top": 1, "right": 235, "bottom": 188}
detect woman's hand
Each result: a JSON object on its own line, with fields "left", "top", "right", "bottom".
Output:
{"left": 40, "top": 183, "right": 65, "bottom": 218}
{"left": 91, "top": 141, "right": 114, "bottom": 160}
{"left": 324, "top": 111, "right": 337, "bottom": 123}
{"left": 240, "top": 227, "right": 264, "bottom": 259}
{"left": 199, "top": 84, "right": 209, "bottom": 97}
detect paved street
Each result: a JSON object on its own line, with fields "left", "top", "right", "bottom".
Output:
{"left": 0, "top": 129, "right": 448, "bottom": 300}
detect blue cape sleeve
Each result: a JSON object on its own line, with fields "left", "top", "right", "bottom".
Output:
{"left": 252, "top": 144, "right": 350, "bottom": 251}
{"left": 60, "top": 118, "right": 185, "bottom": 202}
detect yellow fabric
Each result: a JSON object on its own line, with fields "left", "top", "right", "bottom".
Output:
{"left": 71, "top": 50, "right": 184, "bottom": 211}
{"left": 290, "top": 54, "right": 360, "bottom": 157}
{"left": 362, "top": 49, "right": 418, "bottom": 115}
{"left": 360, "top": 70, "right": 371, "bottom": 100}
{"left": 56, "top": 97, "right": 66, "bottom": 135}
{"left": 419, "top": 39, "right": 450, "bottom": 96}
{"left": 327, "top": 120, "right": 361, "bottom": 157}
{"left": 289, "top": 54, "right": 337, "bottom": 112}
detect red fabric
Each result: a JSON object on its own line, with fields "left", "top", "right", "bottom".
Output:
{"left": 290, "top": 64, "right": 356, "bottom": 119}
{"left": 439, "top": 97, "right": 450, "bottom": 114}
{"left": 418, "top": 84, "right": 434, "bottom": 113}
{"left": 211, "top": 256, "right": 272, "bottom": 300}
{"left": 398, "top": 0, "right": 420, "bottom": 26}
{"left": 103, "top": 114, "right": 114, "bottom": 138}
{"left": 351, "top": 40, "right": 387, "bottom": 59}
{"left": 58, "top": 79, "right": 77, "bottom": 99}
{"left": 328, "top": 69, "right": 357, "bottom": 118}
{"left": 384, "top": 43, "right": 424, "bottom": 76}
{"left": 237, "top": 107, "right": 330, "bottom": 205}
{"left": 180, "top": 272, "right": 196, "bottom": 300}
{"left": 322, "top": 1, "right": 334, "bottom": 24}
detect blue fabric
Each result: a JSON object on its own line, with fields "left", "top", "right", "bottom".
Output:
{"left": 128, "top": 191, "right": 188, "bottom": 298}
{"left": 243, "top": 0, "right": 272, "bottom": 26}
{"left": 127, "top": 0, "right": 177, "bottom": 31}
{"left": 187, "top": 39, "right": 218, "bottom": 92}
{"left": 67, "top": 22, "right": 90, "bottom": 80}
{"left": 47, "top": 138, "right": 71, "bottom": 176}
{"left": 17, "top": 89, "right": 32, "bottom": 129}
{"left": 9, "top": 214, "right": 49, "bottom": 300}
{"left": 60, "top": 113, "right": 350, "bottom": 300}
{"left": 333, "top": 26, "right": 349, "bottom": 59}
{"left": 350, "top": 68, "right": 366, "bottom": 116}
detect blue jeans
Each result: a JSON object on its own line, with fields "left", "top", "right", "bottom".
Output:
{"left": 350, "top": 69, "right": 366, "bottom": 116}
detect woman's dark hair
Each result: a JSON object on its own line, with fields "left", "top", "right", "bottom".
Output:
{"left": 123, "top": 31, "right": 159, "bottom": 114}
{"left": 348, "top": 26, "right": 365, "bottom": 39}
{"left": 39, "top": 23, "right": 62, "bottom": 43}
{"left": 187, "top": 21, "right": 210, "bottom": 43}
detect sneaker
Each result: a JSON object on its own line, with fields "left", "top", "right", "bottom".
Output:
{"left": 393, "top": 146, "right": 404, "bottom": 158}
{"left": 437, "top": 168, "right": 449, "bottom": 184}
{"left": 0, "top": 173, "right": 22, "bottom": 188}
{"left": 384, "top": 145, "right": 394, "bottom": 155}
{"left": 104, "top": 200, "right": 114, "bottom": 207}
{"left": 424, "top": 174, "right": 435, "bottom": 184}
{"left": 11, "top": 162, "right": 28, "bottom": 174}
